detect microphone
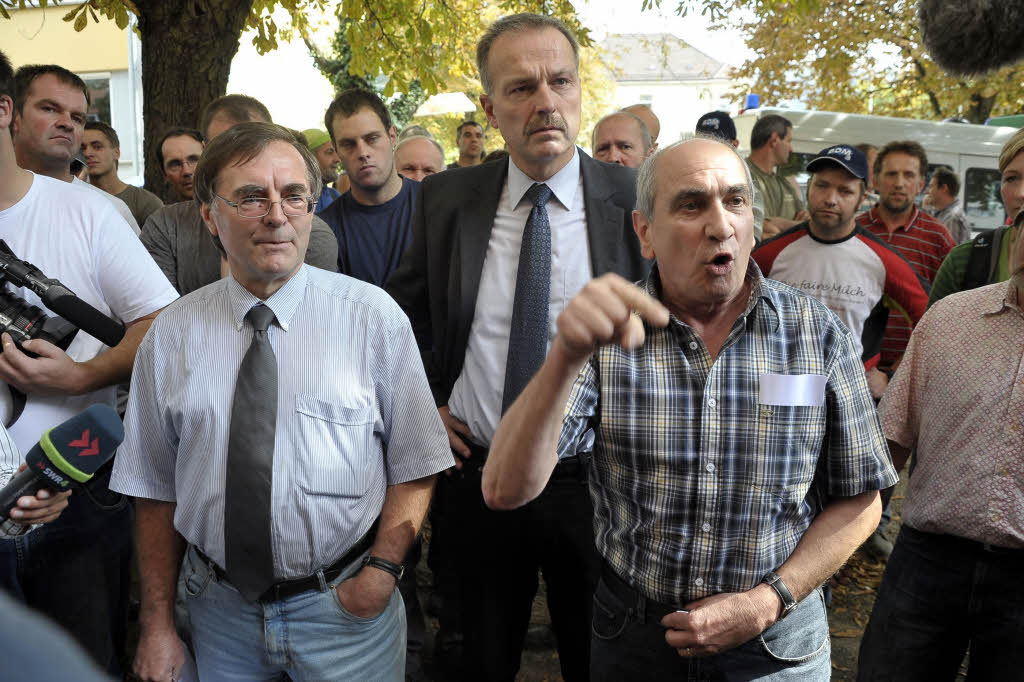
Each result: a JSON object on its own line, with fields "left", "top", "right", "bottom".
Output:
{"left": 918, "top": 0, "right": 1024, "bottom": 75}
{"left": 0, "top": 240, "right": 126, "bottom": 347}
{"left": 0, "top": 404, "right": 124, "bottom": 536}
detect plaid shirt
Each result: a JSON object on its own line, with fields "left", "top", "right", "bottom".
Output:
{"left": 557, "top": 262, "right": 897, "bottom": 605}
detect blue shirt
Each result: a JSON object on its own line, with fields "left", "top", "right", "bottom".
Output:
{"left": 110, "top": 265, "right": 452, "bottom": 579}
{"left": 315, "top": 185, "right": 341, "bottom": 214}
{"left": 317, "top": 176, "right": 419, "bottom": 287}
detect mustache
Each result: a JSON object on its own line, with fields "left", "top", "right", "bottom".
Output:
{"left": 525, "top": 115, "right": 567, "bottom": 135}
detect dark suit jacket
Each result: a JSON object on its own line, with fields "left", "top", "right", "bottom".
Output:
{"left": 386, "top": 151, "right": 649, "bottom": 406}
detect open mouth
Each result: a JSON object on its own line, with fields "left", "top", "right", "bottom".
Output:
{"left": 708, "top": 253, "right": 734, "bottom": 274}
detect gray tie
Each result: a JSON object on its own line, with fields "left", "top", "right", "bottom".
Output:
{"left": 224, "top": 303, "right": 278, "bottom": 601}
{"left": 502, "top": 183, "right": 553, "bottom": 414}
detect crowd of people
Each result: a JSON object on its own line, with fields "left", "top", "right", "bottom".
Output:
{"left": 0, "top": 9, "right": 1022, "bottom": 682}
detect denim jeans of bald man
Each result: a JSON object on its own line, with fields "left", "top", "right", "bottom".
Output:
{"left": 590, "top": 573, "right": 831, "bottom": 681}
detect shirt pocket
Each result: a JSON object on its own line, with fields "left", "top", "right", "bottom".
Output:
{"left": 293, "top": 394, "right": 375, "bottom": 498}
{"left": 746, "top": 404, "right": 826, "bottom": 496}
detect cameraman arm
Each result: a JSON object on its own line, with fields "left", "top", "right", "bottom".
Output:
{"left": 0, "top": 308, "right": 163, "bottom": 396}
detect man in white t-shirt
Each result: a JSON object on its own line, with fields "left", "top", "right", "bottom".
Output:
{"left": 11, "top": 63, "right": 140, "bottom": 234}
{"left": 0, "top": 51, "right": 179, "bottom": 674}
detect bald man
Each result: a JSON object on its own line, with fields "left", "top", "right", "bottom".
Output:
{"left": 395, "top": 135, "right": 445, "bottom": 183}
{"left": 592, "top": 112, "right": 652, "bottom": 169}
{"left": 623, "top": 103, "right": 660, "bottom": 149}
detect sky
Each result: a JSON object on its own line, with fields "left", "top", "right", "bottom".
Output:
{"left": 227, "top": 0, "right": 753, "bottom": 132}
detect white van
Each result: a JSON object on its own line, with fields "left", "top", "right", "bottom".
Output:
{"left": 734, "top": 107, "right": 1020, "bottom": 231}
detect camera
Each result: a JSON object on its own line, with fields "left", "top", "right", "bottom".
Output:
{"left": 0, "top": 240, "right": 124, "bottom": 350}
{"left": 0, "top": 243, "right": 77, "bottom": 353}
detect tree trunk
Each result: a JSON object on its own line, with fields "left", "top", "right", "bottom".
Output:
{"left": 135, "top": 0, "right": 254, "bottom": 198}
{"left": 966, "top": 92, "right": 998, "bottom": 124}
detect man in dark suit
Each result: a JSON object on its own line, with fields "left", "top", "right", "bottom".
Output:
{"left": 386, "top": 13, "right": 647, "bottom": 682}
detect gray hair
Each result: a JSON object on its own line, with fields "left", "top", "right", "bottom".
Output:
{"left": 194, "top": 121, "right": 322, "bottom": 207}
{"left": 591, "top": 111, "right": 652, "bottom": 154}
{"left": 635, "top": 135, "right": 753, "bottom": 219}
{"left": 395, "top": 134, "right": 445, "bottom": 161}
{"left": 476, "top": 13, "right": 580, "bottom": 95}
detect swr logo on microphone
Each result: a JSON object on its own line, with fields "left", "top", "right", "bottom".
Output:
{"left": 69, "top": 430, "right": 99, "bottom": 456}
{"left": 35, "top": 461, "right": 69, "bottom": 487}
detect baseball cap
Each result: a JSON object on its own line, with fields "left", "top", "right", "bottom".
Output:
{"left": 805, "top": 144, "right": 869, "bottom": 180}
{"left": 302, "top": 129, "right": 332, "bottom": 150}
{"left": 695, "top": 111, "right": 737, "bottom": 142}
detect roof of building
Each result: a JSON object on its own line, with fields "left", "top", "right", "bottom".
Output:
{"left": 602, "top": 33, "right": 729, "bottom": 82}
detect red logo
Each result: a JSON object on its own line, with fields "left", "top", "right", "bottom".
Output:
{"left": 69, "top": 430, "right": 100, "bottom": 457}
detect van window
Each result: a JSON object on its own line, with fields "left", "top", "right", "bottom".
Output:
{"left": 964, "top": 168, "right": 1005, "bottom": 232}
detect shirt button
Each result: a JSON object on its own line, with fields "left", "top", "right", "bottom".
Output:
{"left": 694, "top": 577, "right": 704, "bottom": 587}
{"left": 705, "top": 463, "right": 715, "bottom": 473}
{"left": 707, "top": 398, "right": 717, "bottom": 407}
{"left": 702, "top": 523, "right": 711, "bottom": 532}
{"left": 689, "top": 341, "right": 698, "bottom": 350}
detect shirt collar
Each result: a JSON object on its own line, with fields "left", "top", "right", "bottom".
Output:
{"left": 506, "top": 146, "right": 581, "bottom": 211}
{"left": 642, "top": 258, "right": 780, "bottom": 332}
{"left": 870, "top": 204, "right": 920, "bottom": 232}
{"left": 227, "top": 264, "right": 308, "bottom": 332}
{"left": 985, "top": 279, "right": 1023, "bottom": 317}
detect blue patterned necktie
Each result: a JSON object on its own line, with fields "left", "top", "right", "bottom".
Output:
{"left": 502, "top": 182, "right": 553, "bottom": 414}
{"left": 225, "top": 303, "right": 278, "bottom": 601}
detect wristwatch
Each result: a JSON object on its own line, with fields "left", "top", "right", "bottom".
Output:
{"left": 761, "top": 571, "right": 797, "bottom": 619}
{"left": 362, "top": 555, "right": 405, "bottom": 581}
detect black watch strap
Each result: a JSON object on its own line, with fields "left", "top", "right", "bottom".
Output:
{"left": 762, "top": 571, "right": 797, "bottom": 619}
{"left": 362, "top": 555, "right": 404, "bottom": 581}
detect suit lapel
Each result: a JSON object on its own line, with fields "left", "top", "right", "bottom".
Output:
{"left": 454, "top": 161, "right": 508, "bottom": 356}
{"left": 580, "top": 152, "right": 623, "bottom": 276}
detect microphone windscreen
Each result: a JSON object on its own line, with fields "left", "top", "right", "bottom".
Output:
{"left": 36, "top": 404, "right": 124, "bottom": 482}
{"left": 919, "top": 0, "right": 1024, "bottom": 75}
{"left": 42, "top": 288, "right": 126, "bottom": 347}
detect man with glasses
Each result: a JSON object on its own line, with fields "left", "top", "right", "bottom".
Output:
{"left": 156, "top": 127, "right": 204, "bottom": 203}
{"left": 113, "top": 122, "right": 452, "bottom": 682}
{"left": 141, "top": 96, "right": 338, "bottom": 295}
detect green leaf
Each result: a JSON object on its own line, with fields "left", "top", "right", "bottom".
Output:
{"left": 73, "top": 9, "right": 88, "bottom": 32}
{"left": 62, "top": 6, "right": 81, "bottom": 22}
{"left": 114, "top": 4, "right": 129, "bottom": 29}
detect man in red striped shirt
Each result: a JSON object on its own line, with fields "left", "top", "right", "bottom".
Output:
{"left": 856, "top": 141, "right": 954, "bottom": 371}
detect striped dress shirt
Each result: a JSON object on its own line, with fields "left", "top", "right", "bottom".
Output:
{"left": 111, "top": 265, "right": 453, "bottom": 579}
{"left": 556, "top": 262, "right": 898, "bottom": 605}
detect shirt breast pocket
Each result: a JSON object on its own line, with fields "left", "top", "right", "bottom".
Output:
{"left": 293, "top": 394, "right": 376, "bottom": 498}
{"left": 748, "top": 404, "right": 826, "bottom": 495}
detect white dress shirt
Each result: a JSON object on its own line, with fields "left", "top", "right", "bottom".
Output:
{"left": 111, "top": 266, "right": 452, "bottom": 578}
{"left": 448, "top": 149, "right": 592, "bottom": 445}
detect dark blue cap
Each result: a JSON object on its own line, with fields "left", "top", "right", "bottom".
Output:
{"left": 696, "top": 111, "right": 737, "bottom": 142}
{"left": 806, "top": 144, "right": 869, "bottom": 180}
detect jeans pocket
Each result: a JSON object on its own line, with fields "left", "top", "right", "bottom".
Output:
{"left": 758, "top": 587, "right": 830, "bottom": 663}
{"left": 329, "top": 579, "right": 392, "bottom": 624}
{"left": 591, "top": 578, "right": 630, "bottom": 641}
{"left": 182, "top": 549, "right": 213, "bottom": 598}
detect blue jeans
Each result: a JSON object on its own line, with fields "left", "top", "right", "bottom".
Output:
{"left": 0, "top": 466, "right": 132, "bottom": 676}
{"left": 857, "top": 525, "right": 1024, "bottom": 681}
{"left": 182, "top": 545, "right": 406, "bottom": 681}
{"left": 590, "top": 576, "right": 831, "bottom": 681}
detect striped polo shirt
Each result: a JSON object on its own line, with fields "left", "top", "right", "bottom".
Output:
{"left": 856, "top": 206, "right": 954, "bottom": 366}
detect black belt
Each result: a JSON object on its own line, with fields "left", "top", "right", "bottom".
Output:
{"left": 904, "top": 525, "right": 1024, "bottom": 557}
{"left": 600, "top": 562, "right": 683, "bottom": 625}
{"left": 460, "top": 438, "right": 591, "bottom": 481}
{"left": 194, "top": 517, "right": 379, "bottom": 602}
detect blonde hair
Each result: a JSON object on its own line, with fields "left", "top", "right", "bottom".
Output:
{"left": 999, "top": 128, "right": 1024, "bottom": 174}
